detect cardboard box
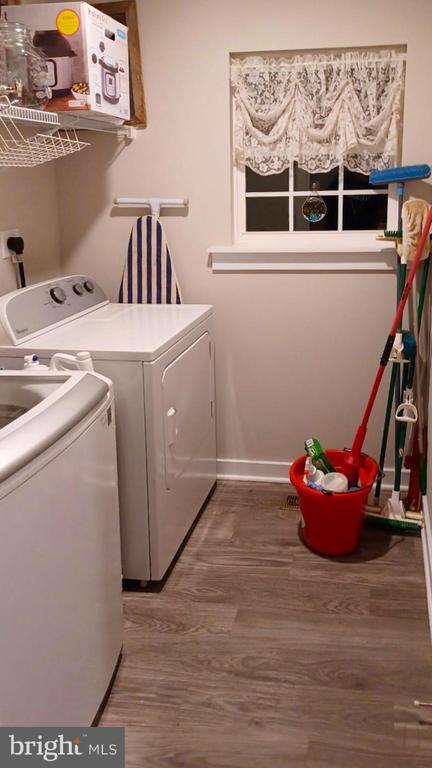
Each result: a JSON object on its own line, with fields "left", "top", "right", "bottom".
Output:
{"left": 7, "top": 2, "right": 130, "bottom": 122}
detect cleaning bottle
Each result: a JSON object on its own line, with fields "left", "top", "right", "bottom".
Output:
{"left": 303, "top": 457, "right": 324, "bottom": 487}
{"left": 23, "top": 354, "right": 49, "bottom": 370}
{"left": 304, "top": 437, "right": 335, "bottom": 474}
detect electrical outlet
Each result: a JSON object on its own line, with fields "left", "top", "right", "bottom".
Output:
{"left": 0, "top": 229, "right": 20, "bottom": 260}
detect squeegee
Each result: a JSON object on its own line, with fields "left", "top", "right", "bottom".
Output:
{"left": 369, "top": 164, "right": 431, "bottom": 185}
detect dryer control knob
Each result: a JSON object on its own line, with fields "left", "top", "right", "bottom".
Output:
{"left": 83, "top": 280, "right": 94, "bottom": 293}
{"left": 72, "top": 283, "right": 84, "bottom": 295}
{"left": 49, "top": 286, "right": 66, "bottom": 304}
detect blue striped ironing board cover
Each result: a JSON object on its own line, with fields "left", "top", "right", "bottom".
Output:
{"left": 118, "top": 215, "right": 182, "bottom": 304}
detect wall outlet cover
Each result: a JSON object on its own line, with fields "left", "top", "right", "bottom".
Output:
{"left": 0, "top": 229, "right": 20, "bottom": 260}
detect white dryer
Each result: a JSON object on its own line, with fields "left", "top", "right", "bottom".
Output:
{"left": 0, "top": 276, "right": 216, "bottom": 582}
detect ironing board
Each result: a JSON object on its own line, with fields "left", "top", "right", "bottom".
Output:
{"left": 118, "top": 215, "right": 182, "bottom": 304}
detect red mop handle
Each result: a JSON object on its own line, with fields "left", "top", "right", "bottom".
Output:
{"left": 349, "top": 205, "right": 432, "bottom": 472}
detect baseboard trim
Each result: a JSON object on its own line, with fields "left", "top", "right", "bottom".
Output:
{"left": 216, "top": 458, "right": 408, "bottom": 491}
{"left": 421, "top": 495, "right": 432, "bottom": 644}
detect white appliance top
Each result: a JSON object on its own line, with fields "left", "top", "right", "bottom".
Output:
{"left": 0, "top": 370, "right": 110, "bottom": 482}
{"left": 0, "top": 276, "right": 213, "bottom": 361}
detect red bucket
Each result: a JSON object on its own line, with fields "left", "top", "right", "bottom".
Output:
{"left": 289, "top": 449, "right": 379, "bottom": 556}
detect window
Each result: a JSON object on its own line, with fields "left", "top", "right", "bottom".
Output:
{"left": 231, "top": 47, "right": 405, "bottom": 244}
{"left": 242, "top": 163, "right": 389, "bottom": 233}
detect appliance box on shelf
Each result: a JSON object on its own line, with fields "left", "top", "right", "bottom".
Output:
{"left": 7, "top": 2, "right": 130, "bottom": 122}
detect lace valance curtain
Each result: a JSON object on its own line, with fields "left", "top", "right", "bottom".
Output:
{"left": 231, "top": 50, "right": 405, "bottom": 176}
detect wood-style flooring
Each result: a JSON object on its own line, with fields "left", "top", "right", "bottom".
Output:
{"left": 101, "top": 481, "right": 432, "bottom": 767}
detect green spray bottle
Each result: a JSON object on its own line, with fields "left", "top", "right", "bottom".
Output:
{"left": 304, "top": 438, "right": 335, "bottom": 474}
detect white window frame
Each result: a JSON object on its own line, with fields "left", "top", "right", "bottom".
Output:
{"left": 233, "top": 161, "right": 399, "bottom": 252}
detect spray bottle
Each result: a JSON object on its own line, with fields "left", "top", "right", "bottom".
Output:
{"left": 304, "top": 437, "right": 335, "bottom": 474}
{"left": 303, "top": 457, "right": 324, "bottom": 487}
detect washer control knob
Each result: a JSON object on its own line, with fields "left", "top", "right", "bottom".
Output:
{"left": 49, "top": 286, "right": 67, "bottom": 304}
{"left": 83, "top": 280, "right": 94, "bottom": 293}
{"left": 72, "top": 283, "right": 84, "bottom": 295}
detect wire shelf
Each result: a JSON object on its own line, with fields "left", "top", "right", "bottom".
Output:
{"left": 0, "top": 132, "right": 90, "bottom": 167}
{"left": 0, "top": 96, "right": 90, "bottom": 167}
{"left": 0, "top": 101, "right": 60, "bottom": 126}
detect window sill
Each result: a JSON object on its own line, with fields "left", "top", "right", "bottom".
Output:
{"left": 208, "top": 238, "right": 397, "bottom": 272}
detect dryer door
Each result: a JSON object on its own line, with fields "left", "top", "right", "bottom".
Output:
{"left": 143, "top": 320, "right": 216, "bottom": 581}
{"left": 162, "top": 331, "right": 212, "bottom": 489}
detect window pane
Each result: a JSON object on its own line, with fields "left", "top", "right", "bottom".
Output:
{"left": 344, "top": 168, "right": 388, "bottom": 190}
{"left": 294, "top": 196, "right": 338, "bottom": 231}
{"left": 245, "top": 167, "right": 289, "bottom": 192}
{"left": 246, "top": 197, "right": 289, "bottom": 231}
{"left": 343, "top": 194, "right": 388, "bottom": 230}
{"left": 294, "top": 162, "right": 339, "bottom": 191}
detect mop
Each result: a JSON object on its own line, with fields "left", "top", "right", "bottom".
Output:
{"left": 404, "top": 254, "right": 431, "bottom": 513}
{"left": 369, "top": 165, "right": 431, "bottom": 513}
{"left": 383, "top": 200, "right": 430, "bottom": 521}
{"left": 387, "top": 331, "right": 417, "bottom": 517}
{"left": 371, "top": 233, "right": 405, "bottom": 509}
{"left": 343, "top": 200, "right": 432, "bottom": 492}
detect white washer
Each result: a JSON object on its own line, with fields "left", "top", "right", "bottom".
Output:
{"left": 0, "top": 275, "right": 216, "bottom": 582}
{"left": 0, "top": 367, "right": 123, "bottom": 726}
